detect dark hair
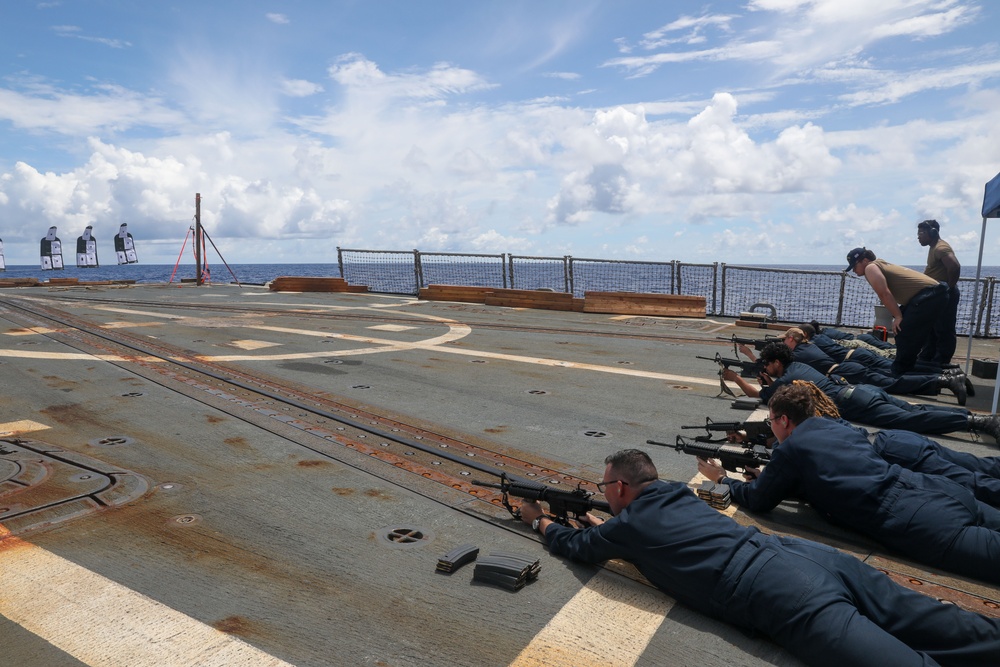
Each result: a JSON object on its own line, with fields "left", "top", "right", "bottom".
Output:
{"left": 799, "top": 323, "right": 816, "bottom": 339}
{"left": 809, "top": 319, "right": 822, "bottom": 334}
{"left": 605, "top": 449, "right": 657, "bottom": 486}
{"left": 918, "top": 219, "right": 940, "bottom": 239}
{"left": 759, "top": 341, "right": 793, "bottom": 367}
{"left": 769, "top": 384, "right": 814, "bottom": 425}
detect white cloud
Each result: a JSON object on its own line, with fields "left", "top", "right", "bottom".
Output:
{"left": 542, "top": 72, "right": 581, "bottom": 80}
{"left": 266, "top": 13, "right": 289, "bottom": 25}
{"left": 0, "top": 81, "right": 183, "bottom": 134}
{"left": 545, "top": 94, "right": 839, "bottom": 226}
{"left": 281, "top": 79, "right": 323, "bottom": 97}
{"left": 606, "top": 0, "right": 979, "bottom": 80}
{"left": 51, "top": 24, "right": 131, "bottom": 48}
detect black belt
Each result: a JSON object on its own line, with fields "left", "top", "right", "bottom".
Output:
{"left": 907, "top": 282, "right": 948, "bottom": 308}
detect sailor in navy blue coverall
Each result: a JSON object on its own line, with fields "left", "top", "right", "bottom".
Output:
{"left": 700, "top": 384, "right": 1000, "bottom": 585}
{"left": 802, "top": 324, "right": 974, "bottom": 397}
{"left": 520, "top": 449, "right": 1000, "bottom": 666}
{"left": 721, "top": 342, "right": 996, "bottom": 438}
{"left": 737, "top": 328, "right": 962, "bottom": 402}
{"left": 874, "top": 429, "right": 1000, "bottom": 506}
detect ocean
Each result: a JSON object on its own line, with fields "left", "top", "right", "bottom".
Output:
{"left": 2, "top": 262, "right": 998, "bottom": 287}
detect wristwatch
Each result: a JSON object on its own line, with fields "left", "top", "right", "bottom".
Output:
{"left": 531, "top": 517, "right": 542, "bottom": 532}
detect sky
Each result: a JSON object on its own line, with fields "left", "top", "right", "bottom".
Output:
{"left": 2, "top": 0, "right": 1000, "bottom": 268}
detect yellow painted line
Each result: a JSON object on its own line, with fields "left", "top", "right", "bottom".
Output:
{"left": 509, "top": 569, "right": 671, "bottom": 667}
{"left": 92, "top": 306, "right": 186, "bottom": 319}
{"left": 101, "top": 321, "right": 164, "bottom": 329}
{"left": 367, "top": 324, "right": 416, "bottom": 332}
{"left": 206, "top": 322, "right": 473, "bottom": 361}
{"left": 0, "top": 420, "right": 50, "bottom": 436}
{"left": 230, "top": 339, "right": 282, "bottom": 351}
{"left": 5, "top": 327, "right": 59, "bottom": 336}
{"left": 0, "top": 527, "right": 295, "bottom": 667}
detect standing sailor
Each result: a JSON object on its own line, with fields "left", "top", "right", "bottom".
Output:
{"left": 846, "top": 247, "right": 947, "bottom": 376}
{"left": 917, "top": 219, "right": 961, "bottom": 365}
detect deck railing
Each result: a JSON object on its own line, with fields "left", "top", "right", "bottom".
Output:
{"left": 336, "top": 247, "right": 1000, "bottom": 338}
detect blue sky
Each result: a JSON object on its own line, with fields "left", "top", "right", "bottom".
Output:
{"left": 2, "top": 1, "right": 1000, "bottom": 267}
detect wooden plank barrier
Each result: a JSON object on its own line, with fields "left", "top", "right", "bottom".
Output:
{"left": 418, "top": 284, "right": 494, "bottom": 304}
{"left": 735, "top": 320, "right": 788, "bottom": 331}
{"left": 268, "top": 276, "right": 367, "bottom": 293}
{"left": 583, "top": 291, "right": 706, "bottom": 318}
{"left": 0, "top": 278, "right": 40, "bottom": 288}
{"left": 485, "top": 288, "right": 577, "bottom": 311}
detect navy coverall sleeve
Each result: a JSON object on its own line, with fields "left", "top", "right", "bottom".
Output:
{"left": 726, "top": 449, "right": 801, "bottom": 512}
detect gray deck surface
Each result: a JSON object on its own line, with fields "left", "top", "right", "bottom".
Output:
{"left": 0, "top": 283, "right": 998, "bottom": 667}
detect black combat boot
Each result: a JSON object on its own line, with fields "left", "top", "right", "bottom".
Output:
{"left": 939, "top": 374, "right": 967, "bottom": 406}
{"left": 943, "top": 369, "right": 976, "bottom": 397}
{"left": 968, "top": 414, "right": 1000, "bottom": 442}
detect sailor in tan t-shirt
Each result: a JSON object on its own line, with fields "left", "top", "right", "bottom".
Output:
{"left": 846, "top": 247, "right": 949, "bottom": 377}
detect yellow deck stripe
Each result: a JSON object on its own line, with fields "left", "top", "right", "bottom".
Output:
{"left": 0, "top": 529, "right": 295, "bottom": 667}
{"left": 508, "top": 569, "right": 671, "bottom": 667}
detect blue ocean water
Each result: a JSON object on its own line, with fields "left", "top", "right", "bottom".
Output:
{"left": 3, "top": 261, "right": 998, "bottom": 288}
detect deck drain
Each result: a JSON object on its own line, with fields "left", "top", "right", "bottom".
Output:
{"left": 670, "top": 385, "right": 692, "bottom": 390}
{"left": 89, "top": 435, "right": 136, "bottom": 447}
{"left": 121, "top": 392, "right": 144, "bottom": 397}
{"left": 351, "top": 385, "right": 371, "bottom": 390}
{"left": 617, "top": 361, "right": 634, "bottom": 365}
{"left": 377, "top": 525, "right": 433, "bottom": 549}
{"left": 582, "top": 430, "right": 610, "bottom": 438}
{"left": 324, "top": 359, "right": 343, "bottom": 364}
{"left": 171, "top": 514, "right": 202, "bottom": 525}
{"left": 526, "top": 390, "right": 548, "bottom": 395}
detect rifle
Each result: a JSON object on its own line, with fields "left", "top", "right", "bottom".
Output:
{"left": 647, "top": 436, "right": 771, "bottom": 476}
{"left": 473, "top": 473, "right": 611, "bottom": 525}
{"left": 679, "top": 416, "right": 773, "bottom": 445}
{"left": 697, "top": 352, "right": 765, "bottom": 397}
{"left": 717, "top": 334, "right": 780, "bottom": 356}
{"left": 697, "top": 352, "right": 765, "bottom": 378}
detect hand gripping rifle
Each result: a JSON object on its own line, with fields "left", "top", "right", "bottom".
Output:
{"left": 678, "top": 416, "right": 774, "bottom": 446}
{"left": 697, "top": 352, "right": 765, "bottom": 397}
{"left": 473, "top": 473, "right": 611, "bottom": 525}
{"left": 646, "top": 436, "right": 771, "bottom": 476}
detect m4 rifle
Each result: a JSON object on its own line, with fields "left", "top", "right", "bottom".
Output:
{"left": 717, "top": 334, "right": 780, "bottom": 357}
{"left": 647, "top": 436, "right": 771, "bottom": 476}
{"left": 679, "top": 416, "right": 773, "bottom": 445}
{"left": 473, "top": 473, "right": 611, "bottom": 525}
{"left": 697, "top": 352, "right": 765, "bottom": 397}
